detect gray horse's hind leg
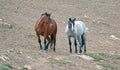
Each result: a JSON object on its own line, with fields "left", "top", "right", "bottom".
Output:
{"left": 77, "top": 36, "right": 82, "bottom": 53}
{"left": 84, "top": 43, "right": 86, "bottom": 53}
{"left": 78, "top": 33, "right": 86, "bottom": 53}
{"left": 81, "top": 33, "right": 86, "bottom": 53}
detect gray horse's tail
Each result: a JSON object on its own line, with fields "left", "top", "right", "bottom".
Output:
{"left": 81, "top": 33, "right": 86, "bottom": 47}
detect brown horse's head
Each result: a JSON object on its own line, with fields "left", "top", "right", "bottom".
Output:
{"left": 39, "top": 12, "right": 51, "bottom": 27}
{"left": 34, "top": 12, "right": 52, "bottom": 35}
{"left": 35, "top": 12, "right": 57, "bottom": 35}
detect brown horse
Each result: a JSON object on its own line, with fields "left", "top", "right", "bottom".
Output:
{"left": 34, "top": 12, "right": 57, "bottom": 52}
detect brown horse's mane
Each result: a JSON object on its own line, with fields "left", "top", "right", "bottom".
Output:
{"left": 41, "top": 12, "right": 51, "bottom": 17}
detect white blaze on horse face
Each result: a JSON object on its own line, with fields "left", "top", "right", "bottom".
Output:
{"left": 66, "top": 22, "right": 76, "bottom": 37}
{"left": 68, "top": 22, "right": 74, "bottom": 31}
{"left": 72, "top": 23, "right": 74, "bottom": 31}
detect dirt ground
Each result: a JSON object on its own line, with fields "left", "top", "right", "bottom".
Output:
{"left": 0, "top": 0, "right": 120, "bottom": 70}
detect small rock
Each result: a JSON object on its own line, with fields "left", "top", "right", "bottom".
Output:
{"left": 7, "top": 48, "right": 16, "bottom": 53}
{"left": 72, "top": 55, "right": 94, "bottom": 61}
{"left": 10, "top": 48, "right": 15, "bottom": 52}
{"left": 0, "top": 19, "right": 3, "bottom": 22}
{"left": 86, "top": 27, "right": 89, "bottom": 31}
{"left": 84, "top": 15, "right": 89, "bottom": 19}
{"left": 27, "top": 56, "right": 32, "bottom": 60}
{"left": 110, "top": 35, "right": 120, "bottom": 40}
{"left": 55, "top": 57, "right": 60, "bottom": 60}
{"left": 80, "top": 55, "right": 94, "bottom": 60}
{"left": 16, "top": 51, "right": 23, "bottom": 54}
{"left": 23, "top": 65, "right": 32, "bottom": 70}
{"left": 0, "top": 55, "right": 9, "bottom": 61}
{"left": 96, "top": 65, "right": 103, "bottom": 69}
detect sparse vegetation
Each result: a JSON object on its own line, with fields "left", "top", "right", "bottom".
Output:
{"left": 86, "top": 53, "right": 120, "bottom": 70}
{"left": 112, "top": 54, "right": 120, "bottom": 60}
{"left": 27, "top": 33, "right": 36, "bottom": 38}
{"left": 0, "top": 21, "right": 15, "bottom": 29}
{"left": 98, "top": 62, "right": 119, "bottom": 70}
{"left": 47, "top": 57, "right": 75, "bottom": 66}
{"left": 86, "top": 53, "right": 106, "bottom": 61}
{"left": 0, "top": 61, "right": 13, "bottom": 70}
{"left": 0, "top": 64, "right": 8, "bottom": 70}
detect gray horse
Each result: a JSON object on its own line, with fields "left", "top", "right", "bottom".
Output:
{"left": 65, "top": 18, "right": 86, "bottom": 53}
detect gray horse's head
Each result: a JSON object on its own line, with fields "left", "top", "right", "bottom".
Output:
{"left": 68, "top": 18, "right": 76, "bottom": 30}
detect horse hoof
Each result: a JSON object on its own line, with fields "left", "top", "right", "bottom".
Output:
{"left": 53, "top": 48, "right": 56, "bottom": 52}
{"left": 40, "top": 48, "right": 43, "bottom": 50}
{"left": 84, "top": 51, "right": 86, "bottom": 54}
{"left": 39, "top": 47, "right": 42, "bottom": 50}
{"left": 70, "top": 51, "right": 72, "bottom": 53}
{"left": 53, "top": 50, "right": 55, "bottom": 52}
{"left": 44, "top": 48, "right": 47, "bottom": 50}
{"left": 75, "top": 51, "right": 78, "bottom": 53}
{"left": 50, "top": 46, "right": 53, "bottom": 49}
{"left": 80, "top": 50, "right": 82, "bottom": 53}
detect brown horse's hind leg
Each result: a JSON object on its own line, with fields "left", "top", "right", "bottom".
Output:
{"left": 53, "top": 34, "right": 56, "bottom": 52}
{"left": 36, "top": 34, "right": 42, "bottom": 50}
{"left": 50, "top": 34, "right": 54, "bottom": 49}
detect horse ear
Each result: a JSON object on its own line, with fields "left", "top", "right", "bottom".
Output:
{"left": 45, "top": 12, "right": 47, "bottom": 14}
{"left": 74, "top": 18, "right": 76, "bottom": 21}
{"left": 69, "top": 18, "right": 71, "bottom": 21}
{"left": 45, "top": 12, "right": 51, "bottom": 17}
{"left": 48, "top": 13, "right": 51, "bottom": 17}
